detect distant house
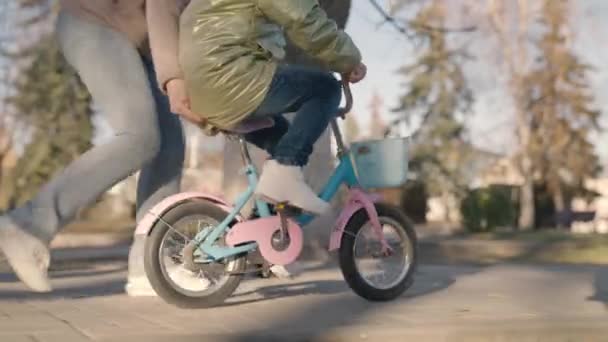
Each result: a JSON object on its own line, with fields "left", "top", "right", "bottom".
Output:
{"left": 425, "top": 145, "right": 506, "bottom": 224}
{"left": 571, "top": 178, "right": 608, "bottom": 234}
{"left": 471, "top": 155, "right": 524, "bottom": 188}
{"left": 470, "top": 156, "right": 608, "bottom": 233}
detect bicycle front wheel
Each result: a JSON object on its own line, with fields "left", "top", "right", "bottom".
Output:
{"left": 338, "top": 203, "right": 418, "bottom": 301}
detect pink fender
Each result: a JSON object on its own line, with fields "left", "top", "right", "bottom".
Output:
{"left": 226, "top": 216, "right": 303, "bottom": 266}
{"left": 135, "top": 192, "right": 242, "bottom": 236}
{"left": 329, "top": 188, "right": 387, "bottom": 251}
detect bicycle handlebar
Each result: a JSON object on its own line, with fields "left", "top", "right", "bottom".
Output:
{"left": 338, "top": 78, "right": 353, "bottom": 118}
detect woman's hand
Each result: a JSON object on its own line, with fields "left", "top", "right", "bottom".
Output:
{"left": 166, "top": 79, "right": 203, "bottom": 124}
{"left": 346, "top": 63, "right": 367, "bottom": 83}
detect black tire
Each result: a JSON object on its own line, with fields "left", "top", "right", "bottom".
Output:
{"left": 339, "top": 203, "right": 418, "bottom": 301}
{"left": 144, "top": 200, "right": 246, "bottom": 309}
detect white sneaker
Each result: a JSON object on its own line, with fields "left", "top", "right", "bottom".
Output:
{"left": 167, "top": 265, "right": 211, "bottom": 292}
{"left": 270, "top": 264, "right": 300, "bottom": 279}
{"left": 0, "top": 216, "right": 52, "bottom": 292}
{"left": 255, "top": 160, "right": 330, "bottom": 215}
{"left": 125, "top": 276, "right": 157, "bottom": 297}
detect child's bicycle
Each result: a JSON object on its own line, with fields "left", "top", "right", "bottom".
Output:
{"left": 137, "top": 79, "right": 418, "bottom": 308}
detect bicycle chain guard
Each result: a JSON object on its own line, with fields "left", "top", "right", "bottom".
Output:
{"left": 225, "top": 216, "right": 303, "bottom": 266}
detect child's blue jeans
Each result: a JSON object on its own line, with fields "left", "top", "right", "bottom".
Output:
{"left": 243, "top": 65, "right": 342, "bottom": 167}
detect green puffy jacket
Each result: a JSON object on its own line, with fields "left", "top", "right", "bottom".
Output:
{"left": 180, "top": 0, "right": 362, "bottom": 131}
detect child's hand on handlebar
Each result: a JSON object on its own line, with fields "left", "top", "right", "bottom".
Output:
{"left": 346, "top": 63, "right": 367, "bottom": 83}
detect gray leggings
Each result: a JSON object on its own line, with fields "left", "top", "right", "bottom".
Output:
{"left": 9, "top": 11, "right": 185, "bottom": 243}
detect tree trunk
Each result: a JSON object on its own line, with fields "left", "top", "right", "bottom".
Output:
{"left": 517, "top": 114, "right": 535, "bottom": 230}
{"left": 516, "top": 99, "right": 535, "bottom": 229}
{"left": 518, "top": 176, "right": 535, "bottom": 230}
{"left": 441, "top": 191, "right": 451, "bottom": 223}
{"left": 552, "top": 181, "right": 566, "bottom": 229}
{"left": 515, "top": 85, "right": 535, "bottom": 230}
{"left": 222, "top": 0, "right": 352, "bottom": 258}
{"left": 488, "top": 0, "right": 535, "bottom": 230}
{"left": 552, "top": 185, "right": 566, "bottom": 213}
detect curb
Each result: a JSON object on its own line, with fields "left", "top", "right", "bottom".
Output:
{"left": 47, "top": 233, "right": 132, "bottom": 268}
{"left": 418, "top": 238, "right": 538, "bottom": 265}
{"left": 51, "top": 244, "right": 130, "bottom": 264}
{"left": 51, "top": 233, "right": 132, "bottom": 249}
{"left": 49, "top": 233, "right": 336, "bottom": 266}
{"left": 45, "top": 233, "right": 608, "bottom": 268}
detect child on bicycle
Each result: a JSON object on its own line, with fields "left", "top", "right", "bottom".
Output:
{"left": 179, "top": 0, "right": 366, "bottom": 214}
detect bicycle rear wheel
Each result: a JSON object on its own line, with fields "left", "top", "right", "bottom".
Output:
{"left": 144, "top": 200, "right": 246, "bottom": 309}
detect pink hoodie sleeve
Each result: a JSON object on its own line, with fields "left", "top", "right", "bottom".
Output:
{"left": 146, "top": 0, "right": 188, "bottom": 91}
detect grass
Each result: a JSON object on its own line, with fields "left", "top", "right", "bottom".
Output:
{"left": 59, "top": 218, "right": 608, "bottom": 265}
{"left": 529, "top": 234, "right": 608, "bottom": 264}
{"left": 465, "top": 230, "right": 608, "bottom": 265}
{"left": 472, "top": 229, "right": 608, "bottom": 242}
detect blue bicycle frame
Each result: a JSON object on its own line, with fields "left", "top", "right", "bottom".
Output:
{"left": 193, "top": 119, "right": 359, "bottom": 261}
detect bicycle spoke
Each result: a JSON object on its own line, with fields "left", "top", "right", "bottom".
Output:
{"left": 158, "top": 216, "right": 191, "bottom": 242}
{"left": 353, "top": 217, "right": 412, "bottom": 290}
{"left": 166, "top": 234, "right": 187, "bottom": 247}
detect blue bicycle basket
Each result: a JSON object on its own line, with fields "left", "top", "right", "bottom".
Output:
{"left": 350, "top": 137, "right": 409, "bottom": 189}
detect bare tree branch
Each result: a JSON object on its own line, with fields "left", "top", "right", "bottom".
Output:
{"left": 368, "top": 0, "right": 476, "bottom": 38}
{"left": 368, "top": 0, "right": 412, "bottom": 37}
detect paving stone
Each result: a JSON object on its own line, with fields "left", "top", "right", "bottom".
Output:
{"left": 0, "top": 262, "right": 607, "bottom": 341}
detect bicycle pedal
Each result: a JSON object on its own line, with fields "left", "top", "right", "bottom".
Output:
{"left": 228, "top": 267, "right": 265, "bottom": 276}
{"left": 228, "top": 267, "right": 277, "bottom": 278}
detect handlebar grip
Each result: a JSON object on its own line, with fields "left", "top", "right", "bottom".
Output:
{"left": 338, "top": 78, "right": 353, "bottom": 118}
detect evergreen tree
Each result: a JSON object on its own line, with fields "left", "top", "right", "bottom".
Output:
{"left": 1, "top": 0, "right": 93, "bottom": 209}
{"left": 0, "top": 1, "right": 16, "bottom": 210}
{"left": 392, "top": 0, "right": 473, "bottom": 198}
{"left": 525, "top": 0, "right": 601, "bottom": 214}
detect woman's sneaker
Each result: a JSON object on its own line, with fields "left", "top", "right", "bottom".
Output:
{"left": 255, "top": 160, "right": 330, "bottom": 215}
{"left": 166, "top": 265, "right": 211, "bottom": 292}
{"left": 0, "top": 216, "right": 52, "bottom": 293}
{"left": 125, "top": 276, "right": 157, "bottom": 297}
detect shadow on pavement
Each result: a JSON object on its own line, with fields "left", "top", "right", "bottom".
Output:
{"left": 224, "top": 280, "right": 347, "bottom": 306}
{"left": 223, "top": 264, "right": 481, "bottom": 341}
{"left": 226, "top": 260, "right": 481, "bottom": 307}
{"left": 588, "top": 266, "right": 608, "bottom": 309}
{"left": 0, "top": 278, "right": 125, "bottom": 300}
{"left": 50, "top": 263, "right": 128, "bottom": 279}
{"left": 0, "top": 262, "right": 127, "bottom": 300}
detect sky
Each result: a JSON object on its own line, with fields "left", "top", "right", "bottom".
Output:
{"left": 345, "top": 0, "right": 608, "bottom": 169}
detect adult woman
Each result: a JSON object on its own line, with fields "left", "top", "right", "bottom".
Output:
{"left": 0, "top": 0, "right": 192, "bottom": 294}
{"left": 0, "top": 0, "right": 295, "bottom": 294}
